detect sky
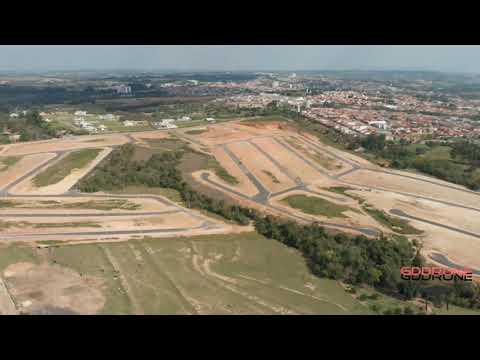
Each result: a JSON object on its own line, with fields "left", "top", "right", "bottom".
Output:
{"left": 0, "top": 45, "right": 479, "bottom": 73}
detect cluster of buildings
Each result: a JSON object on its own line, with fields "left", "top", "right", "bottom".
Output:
{"left": 218, "top": 93, "right": 312, "bottom": 113}
{"left": 218, "top": 86, "right": 480, "bottom": 141}
{"left": 153, "top": 116, "right": 216, "bottom": 129}
{"left": 111, "top": 84, "right": 132, "bottom": 95}
{"left": 73, "top": 110, "right": 109, "bottom": 133}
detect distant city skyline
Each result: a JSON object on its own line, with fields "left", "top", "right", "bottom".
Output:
{"left": 0, "top": 45, "right": 479, "bottom": 74}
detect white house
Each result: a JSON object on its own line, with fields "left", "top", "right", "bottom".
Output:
{"left": 74, "top": 111, "right": 87, "bottom": 116}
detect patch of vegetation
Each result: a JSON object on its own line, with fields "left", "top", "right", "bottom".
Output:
{"left": 144, "top": 138, "right": 187, "bottom": 152}
{"left": 362, "top": 205, "right": 423, "bottom": 235}
{"left": 36, "top": 240, "right": 64, "bottom": 246}
{"left": 325, "top": 186, "right": 365, "bottom": 203}
{"left": 0, "top": 200, "right": 17, "bottom": 208}
{"left": 262, "top": 170, "right": 280, "bottom": 183}
{"left": 0, "top": 220, "right": 30, "bottom": 229}
{"left": 282, "top": 195, "right": 354, "bottom": 218}
{"left": 0, "top": 156, "right": 21, "bottom": 171}
{"left": 0, "top": 199, "right": 141, "bottom": 211}
{"left": 185, "top": 128, "right": 207, "bottom": 135}
{"left": 0, "top": 110, "right": 77, "bottom": 143}
{"left": 33, "top": 222, "right": 102, "bottom": 228}
{"left": 0, "top": 244, "right": 40, "bottom": 271}
{"left": 33, "top": 148, "right": 101, "bottom": 187}
{"left": 206, "top": 158, "right": 239, "bottom": 185}
{"left": 63, "top": 199, "right": 140, "bottom": 211}
{"left": 111, "top": 186, "right": 183, "bottom": 204}
{"left": 0, "top": 220, "right": 101, "bottom": 229}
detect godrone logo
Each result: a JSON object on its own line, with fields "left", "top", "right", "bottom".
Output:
{"left": 400, "top": 267, "right": 473, "bottom": 281}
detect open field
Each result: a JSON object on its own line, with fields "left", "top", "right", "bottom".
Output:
{"left": 0, "top": 233, "right": 374, "bottom": 314}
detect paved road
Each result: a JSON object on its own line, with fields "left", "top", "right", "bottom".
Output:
{"left": 429, "top": 252, "right": 480, "bottom": 276}
{"left": 222, "top": 144, "right": 271, "bottom": 203}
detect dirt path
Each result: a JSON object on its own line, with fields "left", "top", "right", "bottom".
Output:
{"left": 100, "top": 245, "right": 143, "bottom": 315}
{"left": 136, "top": 242, "right": 199, "bottom": 315}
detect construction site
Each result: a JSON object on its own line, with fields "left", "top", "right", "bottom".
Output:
{"left": 1, "top": 119, "right": 479, "bottom": 315}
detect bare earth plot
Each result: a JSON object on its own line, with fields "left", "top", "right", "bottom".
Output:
{"left": 341, "top": 169, "right": 480, "bottom": 210}
{"left": 251, "top": 136, "right": 325, "bottom": 184}
{"left": 227, "top": 141, "right": 296, "bottom": 193}
{"left": 209, "top": 146, "right": 258, "bottom": 196}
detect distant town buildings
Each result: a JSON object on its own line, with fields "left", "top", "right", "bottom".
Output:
{"left": 112, "top": 84, "right": 132, "bottom": 95}
{"left": 153, "top": 119, "right": 178, "bottom": 129}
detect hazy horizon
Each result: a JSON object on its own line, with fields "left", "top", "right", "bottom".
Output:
{"left": 0, "top": 46, "right": 479, "bottom": 74}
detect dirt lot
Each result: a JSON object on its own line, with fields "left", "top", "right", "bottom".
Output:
{"left": 3, "top": 262, "right": 105, "bottom": 314}
{"left": 252, "top": 136, "right": 329, "bottom": 184}
{"left": 228, "top": 141, "right": 296, "bottom": 193}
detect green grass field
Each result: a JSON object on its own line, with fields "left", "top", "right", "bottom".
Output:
{"left": 26, "top": 233, "right": 371, "bottom": 314}
{"left": 0, "top": 234, "right": 478, "bottom": 315}
{"left": 282, "top": 195, "right": 354, "bottom": 218}
{"left": 33, "top": 148, "right": 101, "bottom": 187}
{"left": 0, "top": 243, "right": 40, "bottom": 271}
